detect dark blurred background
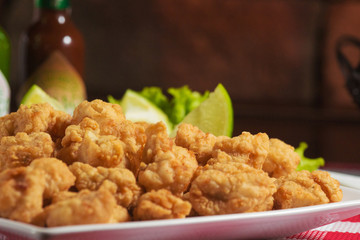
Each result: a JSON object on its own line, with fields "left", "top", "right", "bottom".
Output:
{"left": 1, "top": 0, "right": 360, "bottom": 168}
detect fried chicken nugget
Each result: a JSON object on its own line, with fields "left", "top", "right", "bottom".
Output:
{"left": 262, "top": 138, "right": 300, "bottom": 178}
{"left": 273, "top": 170, "right": 334, "bottom": 209}
{"left": 175, "top": 123, "right": 218, "bottom": 165}
{"left": 114, "top": 120, "right": 148, "bottom": 175}
{"left": 44, "top": 188, "right": 130, "bottom": 227}
{"left": 71, "top": 100, "right": 147, "bottom": 152}
{"left": 188, "top": 161, "right": 276, "bottom": 216}
{"left": 133, "top": 189, "right": 192, "bottom": 220}
{"left": 57, "top": 118, "right": 126, "bottom": 168}
{"left": 204, "top": 150, "right": 257, "bottom": 170}
{"left": 0, "top": 113, "right": 15, "bottom": 138}
{"left": 213, "top": 131, "right": 270, "bottom": 170}
{"left": 29, "top": 158, "right": 76, "bottom": 199}
{"left": 0, "top": 132, "right": 54, "bottom": 172}
{"left": 175, "top": 124, "right": 270, "bottom": 170}
{"left": 51, "top": 186, "right": 134, "bottom": 226}
{"left": 71, "top": 99, "right": 125, "bottom": 136}
{"left": 0, "top": 167, "right": 45, "bottom": 223}
{"left": 0, "top": 103, "right": 71, "bottom": 140}
{"left": 69, "top": 162, "right": 141, "bottom": 208}
{"left": 138, "top": 122, "right": 198, "bottom": 195}
{"left": 311, "top": 170, "right": 343, "bottom": 202}
{"left": 51, "top": 191, "right": 78, "bottom": 203}
{"left": 141, "top": 122, "right": 173, "bottom": 164}
{"left": 71, "top": 100, "right": 148, "bottom": 173}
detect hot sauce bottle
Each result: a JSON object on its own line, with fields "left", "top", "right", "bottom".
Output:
{"left": 18, "top": 0, "right": 86, "bottom": 113}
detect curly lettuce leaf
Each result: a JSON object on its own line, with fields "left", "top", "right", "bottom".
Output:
{"left": 108, "top": 95, "right": 121, "bottom": 105}
{"left": 295, "top": 142, "right": 325, "bottom": 172}
{"left": 166, "top": 86, "right": 209, "bottom": 124}
{"left": 139, "top": 86, "right": 209, "bottom": 125}
{"left": 108, "top": 86, "right": 209, "bottom": 125}
{"left": 139, "top": 87, "right": 170, "bottom": 111}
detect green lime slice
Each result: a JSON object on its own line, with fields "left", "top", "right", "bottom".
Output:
{"left": 20, "top": 84, "right": 66, "bottom": 112}
{"left": 119, "top": 89, "right": 173, "bottom": 133}
{"left": 171, "top": 84, "right": 233, "bottom": 137}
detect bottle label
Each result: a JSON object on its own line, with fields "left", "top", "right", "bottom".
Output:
{"left": 26, "top": 51, "right": 86, "bottom": 114}
{"left": 0, "top": 70, "right": 10, "bottom": 116}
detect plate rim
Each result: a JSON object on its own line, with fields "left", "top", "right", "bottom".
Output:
{"left": 1, "top": 186, "right": 359, "bottom": 237}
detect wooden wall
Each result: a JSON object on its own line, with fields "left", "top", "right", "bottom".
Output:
{"left": 1, "top": 0, "right": 360, "bottom": 165}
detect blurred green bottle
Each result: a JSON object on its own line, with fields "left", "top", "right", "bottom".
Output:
{"left": 0, "top": 25, "right": 10, "bottom": 116}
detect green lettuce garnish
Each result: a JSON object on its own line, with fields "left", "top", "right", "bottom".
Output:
{"left": 108, "top": 86, "right": 209, "bottom": 125}
{"left": 295, "top": 142, "right": 325, "bottom": 172}
{"left": 139, "top": 86, "right": 209, "bottom": 125}
{"left": 107, "top": 95, "right": 121, "bottom": 105}
{"left": 138, "top": 87, "right": 169, "bottom": 113}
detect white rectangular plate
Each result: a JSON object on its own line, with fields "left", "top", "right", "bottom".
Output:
{"left": 0, "top": 186, "right": 359, "bottom": 240}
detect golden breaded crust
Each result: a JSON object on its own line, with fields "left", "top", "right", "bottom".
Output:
{"left": 262, "top": 138, "right": 300, "bottom": 178}
{"left": 311, "top": 170, "right": 343, "bottom": 202}
{"left": 69, "top": 162, "right": 142, "bottom": 208}
{"left": 57, "top": 118, "right": 126, "bottom": 167}
{"left": 44, "top": 188, "right": 129, "bottom": 227}
{"left": 213, "top": 131, "right": 270, "bottom": 170}
{"left": 138, "top": 122, "right": 198, "bottom": 195}
{"left": 0, "top": 167, "right": 45, "bottom": 223}
{"left": 0, "top": 132, "right": 54, "bottom": 171}
{"left": 175, "top": 123, "right": 218, "bottom": 165}
{"left": 133, "top": 189, "right": 191, "bottom": 220}
{"left": 189, "top": 161, "right": 276, "bottom": 216}
{"left": 273, "top": 170, "right": 331, "bottom": 209}
{"left": 72, "top": 99, "right": 125, "bottom": 136}
{"left": 14, "top": 103, "right": 71, "bottom": 140}
{"left": 29, "top": 158, "right": 75, "bottom": 199}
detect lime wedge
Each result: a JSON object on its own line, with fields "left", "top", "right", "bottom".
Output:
{"left": 119, "top": 90, "right": 173, "bottom": 133}
{"left": 20, "top": 84, "right": 66, "bottom": 112}
{"left": 171, "top": 84, "right": 233, "bottom": 137}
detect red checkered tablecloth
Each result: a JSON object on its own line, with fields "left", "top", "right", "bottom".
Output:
{"left": 285, "top": 215, "right": 360, "bottom": 240}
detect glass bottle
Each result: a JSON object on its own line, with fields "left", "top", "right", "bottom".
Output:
{"left": 0, "top": 25, "right": 10, "bottom": 116}
{"left": 18, "top": 0, "right": 86, "bottom": 113}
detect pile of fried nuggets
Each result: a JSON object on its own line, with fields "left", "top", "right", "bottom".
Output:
{"left": 0, "top": 100, "right": 342, "bottom": 227}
